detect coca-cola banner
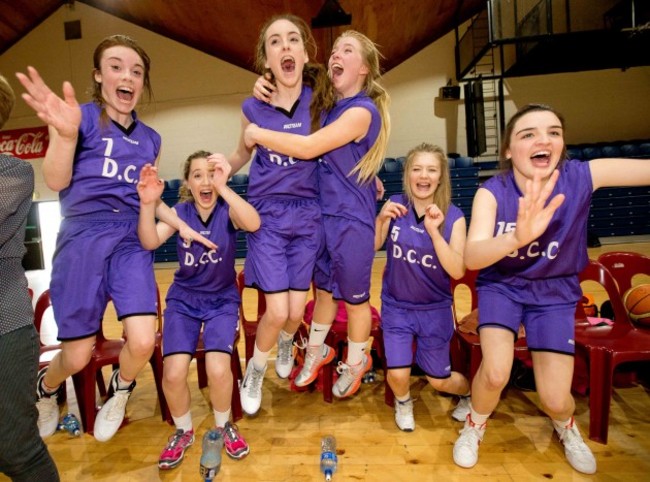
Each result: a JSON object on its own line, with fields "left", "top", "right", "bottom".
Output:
{"left": 0, "top": 126, "right": 49, "bottom": 160}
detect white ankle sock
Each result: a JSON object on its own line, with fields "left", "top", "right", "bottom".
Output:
{"left": 395, "top": 392, "right": 411, "bottom": 403}
{"left": 309, "top": 322, "right": 330, "bottom": 346}
{"left": 346, "top": 339, "right": 367, "bottom": 366}
{"left": 172, "top": 411, "right": 193, "bottom": 433}
{"left": 214, "top": 409, "right": 231, "bottom": 429}
{"left": 252, "top": 344, "right": 269, "bottom": 371}
{"left": 552, "top": 416, "right": 573, "bottom": 433}
{"left": 469, "top": 407, "right": 489, "bottom": 426}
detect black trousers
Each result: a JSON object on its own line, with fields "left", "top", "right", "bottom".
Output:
{"left": 0, "top": 325, "right": 59, "bottom": 481}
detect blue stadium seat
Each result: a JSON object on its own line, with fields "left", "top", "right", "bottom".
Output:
{"left": 566, "top": 148, "right": 583, "bottom": 160}
{"left": 581, "top": 146, "right": 602, "bottom": 160}
{"left": 619, "top": 144, "right": 640, "bottom": 157}
{"left": 454, "top": 156, "right": 473, "bottom": 167}
{"left": 383, "top": 159, "right": 402, "bottom": 173}
{"left": 166, "top": 178, "right": 182, "bottom": 191}
{"left": 600, "top": 145, "right": 621, "bottom": 158}
{"left": 639, "top": 143, "right": 650, "bottom": 156}
{"left": 229, "top": 173, "right": 249, "bottom": 185}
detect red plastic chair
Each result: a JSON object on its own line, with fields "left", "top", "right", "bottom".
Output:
{"left": 574, "top": 258, "right": 650, "bottom": 444}
{"left": 450, "top": 270, "right": 530, "bottom": 382}
{"left": 302, "top": 296, "right": 385, "bottom": 404}
{"left": 236, "top": 270, "right": 266, "bottom": 367}
{"left": 598, "top": 251, "right": 650, "bottom": 296}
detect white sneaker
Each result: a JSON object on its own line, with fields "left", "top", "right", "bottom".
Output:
{"left": 294, "top": 344, "right": 335, "bottom": 387}
{"left": 451, "top": 396, "right": 471, "bottom": 422}
{"left": 556, "top": 418, "right": 597, "bottom": 474}
{"left": 275, "top": 335, "right": 295, "bottom": 379}
{"left": 94, "top": 370, "right": 135, "bottom": 442}
{"left": 453, "top": 417, "right": 486, "bottom": 468}
{"left": 394, "top": 398, "right": 415, "bottom": 432}
{"left": 35, "top": 368, "right": 61, "bottom": 438}
{"left": 240, "top": 362, "right": 266, "bottom": 416}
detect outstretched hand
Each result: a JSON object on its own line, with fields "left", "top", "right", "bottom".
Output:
{"left": 514, "top": 170, "right": 565, "bottom": 247}
{"left": 179, "top": 223, "right": 218, "bottom": 251}
{"left": 207, "top": 153, "right": 231, "bottom": 191}
{"left": 15, "top": 66, "right": 81, "bottom": 140}
{"left": 137, "top": 164, "right": 164, "bottom": 205}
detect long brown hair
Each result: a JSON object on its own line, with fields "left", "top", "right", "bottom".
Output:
{"left": 253, "top": 14, "right": 333, "bottom": 133}
{"left": 340, "top": 31, "right": 391, "bottom": 184}
{"left": 403, "top": 143, "right": 451, "bottom": 233}
{"left": 499, "top": 103, "right": 567, "bottom": 172}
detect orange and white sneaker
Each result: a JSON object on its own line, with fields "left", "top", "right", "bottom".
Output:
{"left": 294, "top": 344, "right": 335, "bottom": 387}
{"left": 332, "top": 354, "right": 373, "bottom": 398}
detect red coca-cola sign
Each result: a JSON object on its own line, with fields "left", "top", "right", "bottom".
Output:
{"left": 0, "top": 126, "right": 49, "bottom": 160}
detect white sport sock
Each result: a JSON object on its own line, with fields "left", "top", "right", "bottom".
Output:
{"left": 346, "top": 339, "right": 367, "bottom": 366}
{"left": 469, "top": 406, "right": 490, "bottom": 427}
{"left": 252, "top": 343, "right": 270, "bottom": 371}
{"left": 308, "top": 321, "right": 331, "bottom": 347}
{"left": 395, "top": 392, "right": 411, "bottom": 403}
{"left": 279, "top": 329, "right": 294, "bottom": 342}
{"left": 214, "top": 408, "right": 231, "bottom": 429}
{"left": 552, "top": 416, "right": 573, "bottom": 433}
{"left": 172, "top": 411, "right": 193, "bottom": 433}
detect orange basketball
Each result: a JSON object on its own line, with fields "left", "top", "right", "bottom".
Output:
{"left": 623, "top": 284, "right": 650, "bottom": 325}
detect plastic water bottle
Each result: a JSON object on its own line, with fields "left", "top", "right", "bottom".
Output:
{"left": 320, "top": 435, "right": 338, "bottom": 481}
{"left": 57, "top": 413, "right": 81, "bottom": 436}
{"left": 199, "top": 429, "right": 223, "bottom": 481}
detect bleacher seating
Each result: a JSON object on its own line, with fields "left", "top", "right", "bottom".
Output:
{"left": 566, "top": 139, "right": 650, "bottom": 238}
{"left": 155, "top": 142, "right": 648, "bottom": 263}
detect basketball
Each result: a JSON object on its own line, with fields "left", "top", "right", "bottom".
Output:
{"left": 623, "top": 284, "right": 650, "bottom": 325}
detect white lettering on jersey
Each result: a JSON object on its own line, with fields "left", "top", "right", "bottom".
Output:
{"left": 390, "top": 226, "right": 400, "bottom": 243}
{"left": 100, "top": 138, "right": 139, "bottom": 184}
{"left": 391, "top": 244, "right": 438, "bottom": 269}
{"left": 496, "top": 221, "right": 560, "bottom": 260}
{"left": 184, "top": 249, "right": 222, "bottom": 267}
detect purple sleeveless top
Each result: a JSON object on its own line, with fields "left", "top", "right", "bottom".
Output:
{"left": 242, "top": 85, "right": 318, "bottom": 200}
{"left": 382, "top": 193, "right": 464, "bottom": 309}
{"left": 318, "top": 92, "right": 381, "bottom": 229}
{"left": 59, "top": 102, "right": 161, "bottom": 219}
{"left": 478, "top": 160, "right": 592, "bottom": 304}
{"left": 172, "top": 199, "right": 238, "bottom": 293}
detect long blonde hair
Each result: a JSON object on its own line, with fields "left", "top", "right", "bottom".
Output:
{"left": 402, "top": 143, "right": 451, "bottom": 233}
{"left": 340, "top": 30, "right": 391, "bottom": 184}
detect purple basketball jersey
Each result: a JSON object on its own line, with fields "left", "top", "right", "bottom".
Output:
{"left": 382, "top": 194, "right": 464, "bottom": 309}
{"left": 478, "top": 160, "right": 592, "bottom": 304}
{"left": 59, "top": 102, "right": 161, "bottom": 218}
{"left": 172, "top": 199, "right": 238, "bottom": 293}
{"left": 243, "top": 85, "right": 318, "bottom": 200}
{"left": 318, "top": 92, "right": 381, "bottom": 229}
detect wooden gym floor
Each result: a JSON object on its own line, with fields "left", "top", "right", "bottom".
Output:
{"left": 4, "top": 241, "right": 649, "bottom": 481}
